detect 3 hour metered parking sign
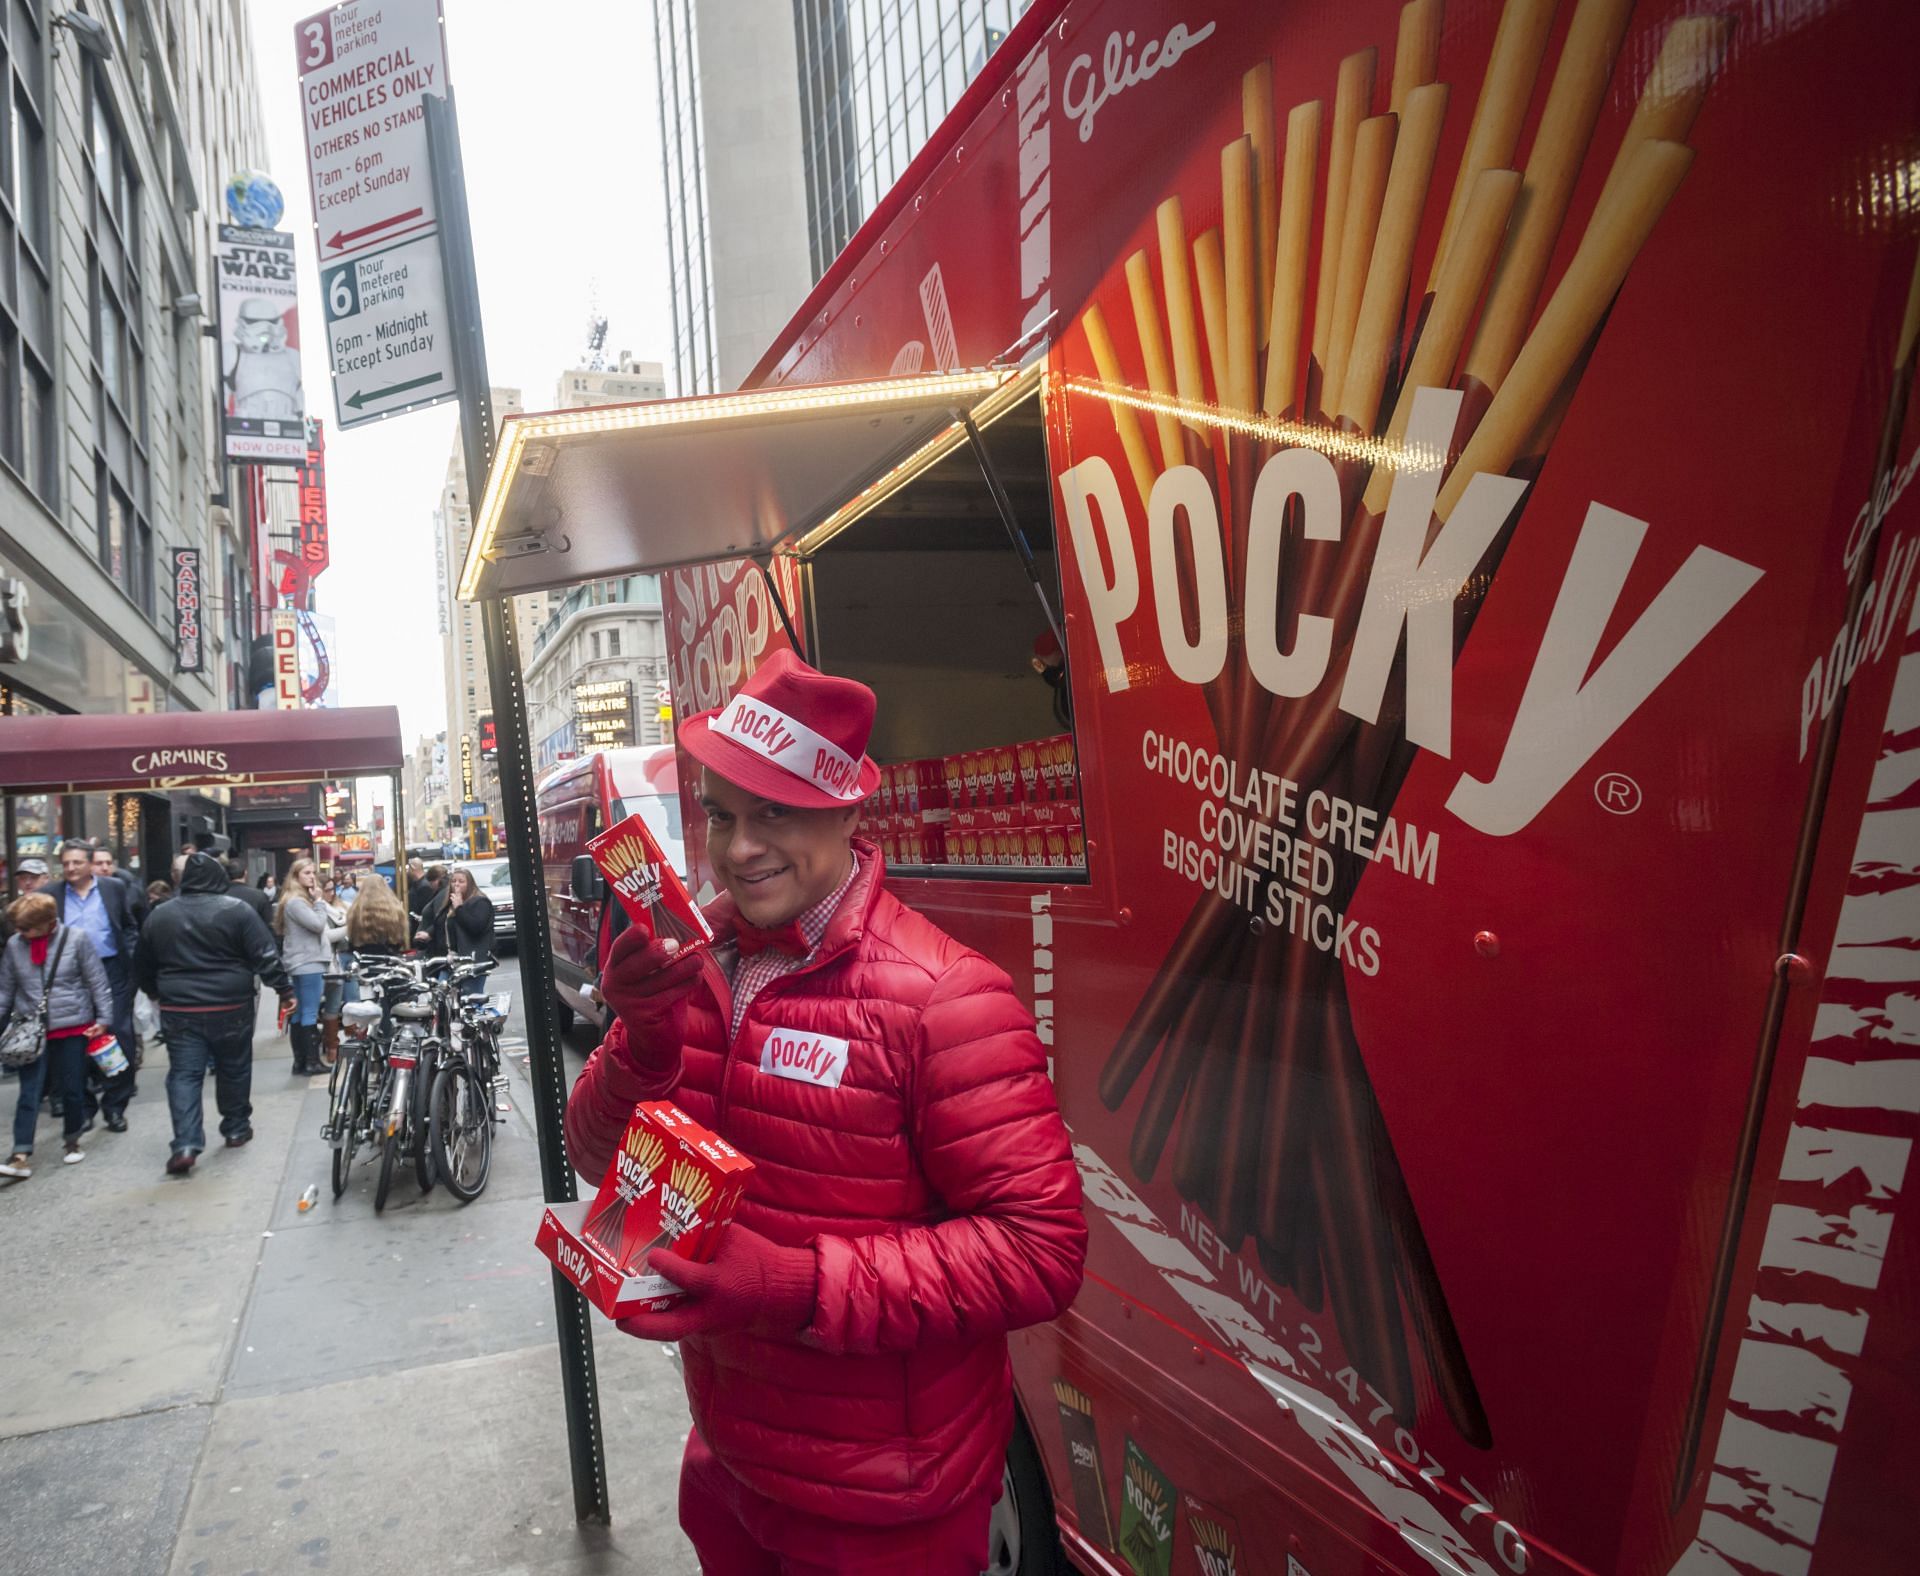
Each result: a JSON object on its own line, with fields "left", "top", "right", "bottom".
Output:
{"left": 296, "top": 0, "right": 458, "bottom": 428}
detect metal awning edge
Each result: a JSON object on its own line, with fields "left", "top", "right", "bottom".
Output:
{"left": 457, "top": 367, "right": 1037, "bottom": 601}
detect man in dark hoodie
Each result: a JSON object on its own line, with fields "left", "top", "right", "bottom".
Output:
{"left": 138, "top": 851, "right": 294, "bottom": 1177}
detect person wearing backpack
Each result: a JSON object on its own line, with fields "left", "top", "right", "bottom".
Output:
{"left": 0, "top": 892, "right": 114, "bottom": 1177}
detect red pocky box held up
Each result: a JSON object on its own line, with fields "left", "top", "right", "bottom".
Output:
{"left": 587, "top": 811, "right": 714, "bottom": 952}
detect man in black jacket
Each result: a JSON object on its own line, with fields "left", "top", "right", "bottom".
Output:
{"left": 138, "top": 852, "right": 293, "bottom": 1177}
{"left": 55, "top": 839, "right": 140, "bottom": 1130}
{"left": 411, "top": 864, "right": 450, "bottom": 957}
{"left": 224, "top": 858, "right": 273, "bottom": 923}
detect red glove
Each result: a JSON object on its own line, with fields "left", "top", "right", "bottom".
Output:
{"left": 616, "top": 1224, "right": 817, "bottom": 1342}
{"left": 600, "top": 932, "right": 702, "bottom": 1080}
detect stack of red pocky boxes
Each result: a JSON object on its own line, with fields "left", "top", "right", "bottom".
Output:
{"left": 535, "top": 1100, "right": 754, "bottom": 1318}
{"left": 856, "top": 735, "right": 1083, "bottom": 869}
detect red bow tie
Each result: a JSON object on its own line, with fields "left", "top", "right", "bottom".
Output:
{"left": 734, "top": 920, "right": 810, "bottom": 958}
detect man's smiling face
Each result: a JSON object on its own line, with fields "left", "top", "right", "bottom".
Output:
{"left": 699, "top": 768, "right": 857, "bottom": 928}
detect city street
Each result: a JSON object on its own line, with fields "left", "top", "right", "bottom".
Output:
{"left": 0, "top": 982, "right": 698, "bottom": 1576}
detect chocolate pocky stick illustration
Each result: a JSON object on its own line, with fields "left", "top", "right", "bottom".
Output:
{"left": 1081, "top": 0, "right": 1726, "bottom": 1449}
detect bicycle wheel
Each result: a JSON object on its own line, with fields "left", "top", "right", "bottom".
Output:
{"left": 330, "top": 1056, "right": 364, "bottom": 1199}
{"left": 375, "top": 1127, "right": 400, "bottom": 1213}
{"left": 429, "top": 1061, "right": 492, "bottom": 1202}
{"left": 412, "top": 1050, "right": 437, "bottom": 1194}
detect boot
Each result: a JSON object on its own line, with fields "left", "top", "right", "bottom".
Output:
{"left": 320, "top": 1017, "right": 341, "bottom": 1068}
{"left": 289, "top": 1022, "right": 318, "bottom": 1075}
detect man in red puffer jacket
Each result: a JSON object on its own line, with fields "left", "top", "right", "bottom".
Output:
{"left": 565, "top": 650, "right": 1086, "bottom": 1574}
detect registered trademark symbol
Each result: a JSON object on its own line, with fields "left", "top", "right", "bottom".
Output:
{"left": 1594, "top": 772, "right": 1642, "bottom": 814}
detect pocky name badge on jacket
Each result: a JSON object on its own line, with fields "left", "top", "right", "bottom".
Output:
{"left": 588, "top": 811, "right": 713, "bottom": 952}
{"left": 753, "top": 1026, "right": 853, "bottom": 1089}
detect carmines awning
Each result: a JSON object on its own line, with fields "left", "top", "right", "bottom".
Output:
{"left": 456, "top": 368, "right": 1026, "bottom": 601}
{"left": 0, "top": 705, "right": 403, "bottom": 794}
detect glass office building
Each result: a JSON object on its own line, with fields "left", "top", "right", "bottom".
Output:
{"left": 791, "top": 1, "right": 1026, "bottom": 279}
{"left": 654, "top": 0, "right": 719, "bottom": 396}
{"left": 652, "top": 1, "right": 1027, "bottom": 395}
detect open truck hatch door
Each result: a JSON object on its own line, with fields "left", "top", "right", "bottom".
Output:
{"left": 457, "top": 368, "right": 1026, "bottom": 601}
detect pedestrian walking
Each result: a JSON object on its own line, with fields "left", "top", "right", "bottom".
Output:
{"left": 565, "top": 652, "right": 1085, "bottom": 1572}
{"left": 275, "top": 858, "right": 344, "bottom": 1077}
{"left": 404, "top": 857, "right": 429, "bottom": 924}
{"left": 0, "top": 857, "right": 49, "bottom": 943}
{"left": 53, "top": 840, "right": 138, "bottom": 1131}
{"left": 224, "top": 860, "right": 273, "bottom": 925}
{"left": 0, "top": 894, "right": 114, "bottom": 1177}
{"left": 411, "top": 865, "right": 450, "bottom": 957}
{"left": 145, "top": 880, "right": 173, "bottom": 910}
{"left": 92, "top": 846, "right": 148, "bottom": 927}
{"left": 138, "top": 852, "right": 292, "bottom": 1177}
{"left": 345, "top": 875, "right": 408, "bottom": 962}
{"left": 443, "top": 867, "right": 494, "bottom": 995}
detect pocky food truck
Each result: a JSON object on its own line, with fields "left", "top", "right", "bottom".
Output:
{"left": 465, "top": 1, "right": 1920, "bottom": 1571}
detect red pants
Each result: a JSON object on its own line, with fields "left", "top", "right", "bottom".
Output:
{"left": 678, "top": 1428, "right": 992, "bottom": 1575}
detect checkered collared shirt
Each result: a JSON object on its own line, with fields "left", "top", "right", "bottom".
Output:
{"left": 726, "top": 855, "right": 860, "bottom": 1038}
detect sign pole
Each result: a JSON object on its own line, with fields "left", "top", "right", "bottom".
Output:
{"left": 424, "top": 87, "right": 611, "bottom": 1526}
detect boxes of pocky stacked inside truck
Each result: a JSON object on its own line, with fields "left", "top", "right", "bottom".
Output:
{"left": 1017, "top": 738, "right": 1043, "bottom": 801}
{"left": 912, "top": 757, "right": 948, "bottom": 810}
{"left": 535, "top": 1099, "right": 754, "bottom": 1319}
{"left": 587, "top": 811, "right": 714, "bottom": 953}
{"left": 960, "top": 750, "right": 986, "bottom": 807}
{"left": 992, "top": 745, "right": 1019, "bottom": 804}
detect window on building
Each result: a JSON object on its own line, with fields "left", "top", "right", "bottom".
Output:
{"left": 590, "top": 631, "right": 602, "bottom": 661}
{"left": 607, "top": 626, "right": 621, "bottom": 657}
{"left": 85, "top": 66, "right": 152, "bottom": 615}
{"left": 0, "top": 0, "right": 54, "bottom": 502}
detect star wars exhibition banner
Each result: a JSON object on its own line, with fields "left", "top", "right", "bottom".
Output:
{"left": 216, "top": 225, "right": 307, "bottom": 463}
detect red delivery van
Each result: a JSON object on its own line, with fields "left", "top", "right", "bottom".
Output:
{"left": 535, "top": 746, "right": 684, "bottom": 1033}
{"left": 467, "top": 2, "right": 1920, "bottom": 1571}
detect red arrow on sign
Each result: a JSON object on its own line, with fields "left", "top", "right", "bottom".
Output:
{"left": 325, "top": 208, "right": 425, "bottom": 252}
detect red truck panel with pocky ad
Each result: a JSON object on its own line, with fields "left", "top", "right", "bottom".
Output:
{"left": 631, "top": 0, "right": 1920, "bottom": 1571}
{"left": 587, "top": 811, "right": 713, "bottom": 953}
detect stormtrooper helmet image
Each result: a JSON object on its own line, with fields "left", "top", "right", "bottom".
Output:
{"left": 235, "top": 298, "right": 289, "bottom": 353}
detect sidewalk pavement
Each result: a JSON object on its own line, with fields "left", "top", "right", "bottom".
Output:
{"left": 0, "top": 993, "right": 698, "bottom": 1575}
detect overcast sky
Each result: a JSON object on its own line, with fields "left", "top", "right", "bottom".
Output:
{"left": 248, "top": 0, "right": 676, "bottom": 769}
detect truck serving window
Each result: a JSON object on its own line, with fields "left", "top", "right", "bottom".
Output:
{"left": 803, "top": 386, "right": 1085, "bottom": 878}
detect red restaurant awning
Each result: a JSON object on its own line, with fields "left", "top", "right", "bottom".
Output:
{"left": 0, "top": 706, "right": 404, "bottom": 795}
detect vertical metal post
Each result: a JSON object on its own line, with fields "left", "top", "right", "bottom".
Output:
{"left": 426, "top": 89, "right": 610, "bottom": 1527}
{"left": 389, "top": 772, "right": 408, "bottom": 910}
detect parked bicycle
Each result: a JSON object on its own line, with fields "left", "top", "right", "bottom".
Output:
{"left": 428, "top": 976, "right": 509, "bottom": 1201}
{"left": 322, "top": 956, "right": 505, "bottom": 1211}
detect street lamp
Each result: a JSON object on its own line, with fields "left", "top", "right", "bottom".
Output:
{"left": 51, "top": 11, "right": 113, "bottom": 61}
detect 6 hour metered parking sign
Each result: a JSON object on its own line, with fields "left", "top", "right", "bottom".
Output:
{"left": 296, "top": 0, "right": 458, "bottom": 427}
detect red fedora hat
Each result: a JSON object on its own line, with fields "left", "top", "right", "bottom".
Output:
{"left": 679, "top": 649, "right": 882, "bottom": 809}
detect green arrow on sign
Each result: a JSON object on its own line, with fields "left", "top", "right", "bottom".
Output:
{"left": 345, "top": 371, "right": 444, "bottom": 410}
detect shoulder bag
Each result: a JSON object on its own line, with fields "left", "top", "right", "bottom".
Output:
{"left": 0, "top": 930, "right": 71, "bottom": 1070}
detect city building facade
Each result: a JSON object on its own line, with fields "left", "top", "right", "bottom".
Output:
{"left": 791, "top": 1, "right": 1027, "bottom": 277}
{"left": 653, "top": 0, "right": 812, "bottom": 395}
{"left": 435, "top": 386, "right": 534, "bottom": 831}
{"left": 653, "top": 0, "right": 1029, "bottom": 396}
{"left": 524, "top": 356, "right": 671, "bottom": 773}
{"left": 0, "top": 0, "right": 270, "bottom": 882}
{"left": 400, "top": 729, "right": 449, "bottom": 850}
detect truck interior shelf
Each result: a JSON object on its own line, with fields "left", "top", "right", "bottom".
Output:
{"left": 805, "top": 386, "right": 1086, "bottom": 881}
